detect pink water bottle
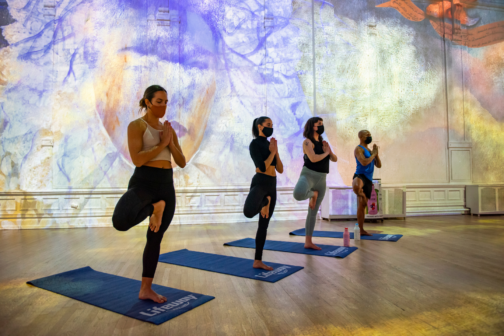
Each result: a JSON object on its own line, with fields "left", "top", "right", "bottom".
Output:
{"left": 367, "top": 184, "right": 378, "bottom": 215}
{"left": 343, "top": 228, "right": 350, "bottom": 247}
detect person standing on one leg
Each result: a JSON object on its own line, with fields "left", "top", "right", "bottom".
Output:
{"left": 243, "top": 116, "right": 284, "bottom": 271}
{"left": 112, "top": 85, "right": 186, "bottom": 303}
{"left": 293, "top": 117, "right": 337, "bottom": 250}
{"left": 352, "top": 130, "right": 381, "bottom": 236}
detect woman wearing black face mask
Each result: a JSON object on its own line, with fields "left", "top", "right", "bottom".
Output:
{"left": 112, "top": 85, "right": 186, "bottom": 303}
{"left": 243, "top": 116, "right": 284, "bottom": 270}
{"left": 293, "top": 117, "right": 337, "bottom": 250}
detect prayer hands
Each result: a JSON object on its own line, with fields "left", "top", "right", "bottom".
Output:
{"left": 269, "top": 138, "right": 278, "bottom": 154}
{"left": 160, "top": 121, "right": 173, "bottom": 147}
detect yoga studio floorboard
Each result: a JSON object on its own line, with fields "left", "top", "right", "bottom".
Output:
{"left": 1, "top": 215, "right": 503, "bottom": 335}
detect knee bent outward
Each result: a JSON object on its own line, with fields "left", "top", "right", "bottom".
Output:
{"left": 293, "top": 189, "right": 305, "bottom": 201}
{"left": 243, "top": 208, "right": 256, "bottom": 219}
{"left": 112, "top": 214, "right": 130, "bottom": 232}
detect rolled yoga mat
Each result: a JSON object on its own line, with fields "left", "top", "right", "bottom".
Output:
{"left": 27, "top": 266, "right": 215, "bottom": 325}
{"left": 224, "top": 238, "right": 357, "bottom": 258}
{"left": 159, "top": 249, "right": 303, "bottom": 282}
{"left": 289, "top": 228, "right": 403, "bottom": 242}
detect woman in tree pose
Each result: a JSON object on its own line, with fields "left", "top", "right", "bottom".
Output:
{"left": 243, "top": 116, "right": 284, "bottom": 270}
{"left": 112, "top": 85, "right": 186, "bottom": 303}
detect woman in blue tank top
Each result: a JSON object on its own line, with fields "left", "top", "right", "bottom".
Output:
{"left": 352, "top": 130, "right": 382, "bottom": 236}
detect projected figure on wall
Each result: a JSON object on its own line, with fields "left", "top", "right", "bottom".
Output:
{"left": 377, "top": 0, "right": 504, "bottom": 48}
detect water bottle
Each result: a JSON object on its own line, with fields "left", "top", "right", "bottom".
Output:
{"left": 368, "top": 184, "right": 378, "bottom": 215}
{"left": 354, "top": 223, "right": 361, "bottom": 241}
{"left": 343, "top": 228, "right": 350, "bottom": 247}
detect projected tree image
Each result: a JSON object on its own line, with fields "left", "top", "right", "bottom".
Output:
{"left": 0, "top": 0, "right": 503, "bottom": 195}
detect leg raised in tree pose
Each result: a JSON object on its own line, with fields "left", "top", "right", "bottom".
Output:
{"left": 112, "top": 85, "right": 186, "bottom": 303}
{"left": 243, "top": 116, "right": 283, "bottom": 270}
{"left": 352, "top": 130, "right": 382, "bottom": 236}
{"left": 293, "top": 117, "right": 337, "bottom": 250}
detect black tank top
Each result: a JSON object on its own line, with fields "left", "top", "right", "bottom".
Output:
{"left": 303, "top": 139, "right": 329, "bottom": 173}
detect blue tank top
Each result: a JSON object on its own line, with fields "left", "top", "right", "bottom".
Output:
{"left": 355, "top": 145, "right": 374, "bottom": 182}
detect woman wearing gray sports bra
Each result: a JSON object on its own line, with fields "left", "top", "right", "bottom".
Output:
{"left": 112, "top": 85, "right": 186, "bottom": 303}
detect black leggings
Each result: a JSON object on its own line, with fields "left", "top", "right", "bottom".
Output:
{"left": 243, "top": 174, "right": 277, "bottom": 260}
{"left": 112, "top": 166, "right": 176, "bottom": 278}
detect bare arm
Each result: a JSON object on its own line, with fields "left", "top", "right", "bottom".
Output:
{"left": 168, "top": 128, "right": 187, "bottom": 168}
{"left": 355, "top": 147, "right": 377, "bottom": 167}
{"left": 374, "top": 151, "right": 382, "bottom": 168}
{"left": 128, "top": 121, "right": 170, "bottom": 167}
{"left": 304, "top": 140, "right": 329, "bottom": 162}
{"left": 264, "top": 153, "right": 276, "bottom": 171}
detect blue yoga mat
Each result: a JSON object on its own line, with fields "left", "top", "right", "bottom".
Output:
{"left": 27, "top": 266, "right": 214, "bottom": 325}
{"left": 159, "top": 249, "right": 303, "bottom": 283}
{"left": 224, "top": 238, "right": 357, "bottom": 258}
{"left": 289, "top": 228, "right": 403, "bottom": 242}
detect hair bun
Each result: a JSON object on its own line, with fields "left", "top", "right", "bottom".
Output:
{"left": 139, "top": 98, "right": 146, "bottom": 108}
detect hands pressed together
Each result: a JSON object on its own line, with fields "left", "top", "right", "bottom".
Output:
{"left": 372, "top": 144, "right": 379, "bottom": 156}
{"left": 322, "top": 141, "right": 332, "bottom": 154}
{"left": 269, "top": 138, "right": 278, "bottom": 155}
{"left": 159, "top": 121, "right": 173, "bottom": 147}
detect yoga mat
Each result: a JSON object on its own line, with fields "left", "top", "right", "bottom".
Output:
{"left": 289, "top": 228, "right": 403, "bottom": 242}
{"left": 27, "top": 266, "right": 214, "bottom": 325}
{"left": 224, "top": 238, "right": 357, "bottom": 258}
{"left": 159, "top": 249, "right": 303, "bottom": 282}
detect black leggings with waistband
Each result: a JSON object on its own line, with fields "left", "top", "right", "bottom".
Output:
{"left": 243, "top": 173, "right": 277, "bottom": 260}
{"left": 112, "top": 166, "right": 176, "bottom": 278}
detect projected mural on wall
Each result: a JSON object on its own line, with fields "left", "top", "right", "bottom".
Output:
{"left": 377, "top": 0, "right": 504, "bottom": 47}
{"left": 0, "top": 0, "right": 503, "bottom": 195}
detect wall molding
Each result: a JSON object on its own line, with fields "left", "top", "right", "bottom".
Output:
{"left": 0, "top": 187, "right": 310, "bottom": 229}
{"left": 4, "top": 183, "right": 503, "bottom": 229}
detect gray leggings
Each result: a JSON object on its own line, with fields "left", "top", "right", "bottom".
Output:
{"left": 293, "top": 166, "right": 327, "bottom": 236}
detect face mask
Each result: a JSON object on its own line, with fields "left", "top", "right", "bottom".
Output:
{"left": 262, "top": 126, "right": 274, "bottom": 137}
{"left": 365, "top": 136, "right": 372, "bottom": 144}
{"left": 316, "top": 125, "right": 324, "bottom": 135}
{"left": 149, "top": 103, "right": 166, "bottom": 118}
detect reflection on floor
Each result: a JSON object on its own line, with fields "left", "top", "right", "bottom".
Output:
{"left": 1, "top": 215, "right": 503, "bottom": 335}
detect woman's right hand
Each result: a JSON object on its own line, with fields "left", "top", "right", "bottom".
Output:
{"left": 160, "top": 121, "right": 173, "bottom": 147}
{"left": 269, "top": 138, "right": 277, "bottom": 154}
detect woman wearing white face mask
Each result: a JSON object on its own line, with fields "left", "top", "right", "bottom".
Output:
{"left": 293, "top": 117, "right": 338, "bottom": 250}
{"left": 112, "top": 85, "right": 186, "bottom": 303}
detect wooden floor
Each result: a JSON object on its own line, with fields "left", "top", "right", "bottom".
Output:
{"left": 1, "top": 215, "right": 504, "bottom": 336}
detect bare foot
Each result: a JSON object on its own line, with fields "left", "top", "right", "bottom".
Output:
{"left": 150, "top": 200, "right": 166, "bottom": 232}
{"left": 139, "top": 288, "right": 167, "bottom": 303}
{"left": 304, "top": 242, "right": 322, "bottom": 250}
{"left": 253, "top": 260, "right": 274, "bottom": 271}
{"left": 260, "top": 196, "right": 271, "bottom": 219}
{"left": 361, "top": 230, "right": 372, "bottom": 236}
{"left": 309, "top": 191, "right": 319, "bottom": 210}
